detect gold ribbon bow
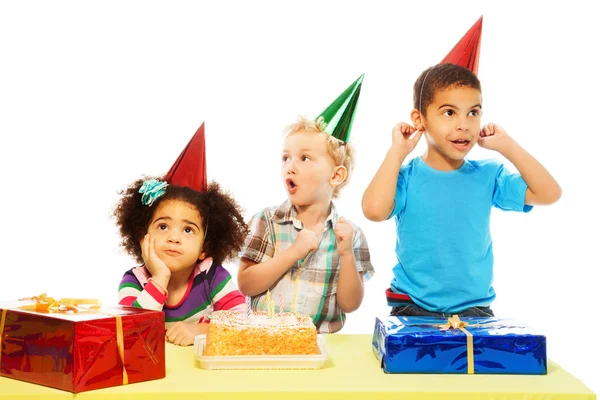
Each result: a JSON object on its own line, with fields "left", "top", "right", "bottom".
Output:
{"left": 17, "top": 293, "right": 102, "bottom": 314}
{"left": 440, "top": 315, "right": 474, "bottom": 374}
{"left": 1, "top": 294, "right": 128, "bottom": 385}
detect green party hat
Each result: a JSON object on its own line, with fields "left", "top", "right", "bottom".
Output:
{"left": 315, "top": 74, "right": 364, "bottom": 143}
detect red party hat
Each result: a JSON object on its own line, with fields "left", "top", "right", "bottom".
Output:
{"left": 441, "top": 16, "right": 483, "bottom": 75}
{"left": 164, "top": 123, "right": 207, "bottom": 192}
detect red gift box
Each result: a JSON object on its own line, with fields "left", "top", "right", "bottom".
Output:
{"left": 0, "top": 300, "right": 165, "bottom": 393}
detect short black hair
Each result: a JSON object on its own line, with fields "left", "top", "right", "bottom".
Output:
{"left": 413, "top": 63, "right": 481, "bottom": 115}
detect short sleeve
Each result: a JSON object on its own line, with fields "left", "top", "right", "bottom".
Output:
{"left": 238, "top": 210, "right": 276, "bottom": 263}
{"left": 492, "top": 164, "right": 533, "bottom": 213}
{"left": 352, "top": 225, "right": 374, "bottom": 281}
{"left": 387, "top": 172, "right": 408, "bottom": 220}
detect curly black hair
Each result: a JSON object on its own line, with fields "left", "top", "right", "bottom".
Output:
{"left": 114, "top": 177, "right": 249, "bottom": 266}
{"left": 413, "top": 63, "right": 481, "bottom": 115}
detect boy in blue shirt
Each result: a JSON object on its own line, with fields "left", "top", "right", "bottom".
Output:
{"left": 362, "top": 61, "right": 561, "bottom": 317}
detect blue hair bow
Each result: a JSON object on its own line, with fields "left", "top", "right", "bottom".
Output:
{"left": 139, "top": 179, "right": 168, "bottom": 206}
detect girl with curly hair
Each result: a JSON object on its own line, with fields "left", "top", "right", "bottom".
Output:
{"left": 115, "top": 124, "right": 248, "bottom": 346}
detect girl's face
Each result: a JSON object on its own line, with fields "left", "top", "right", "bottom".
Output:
{"left": 146, "top": 199, "right": 205, "bottom": 273}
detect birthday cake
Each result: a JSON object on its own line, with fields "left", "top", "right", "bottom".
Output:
{"left": 205, "top": 310, "right": 319, "bottom": 356}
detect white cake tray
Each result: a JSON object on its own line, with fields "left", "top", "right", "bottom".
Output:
{"left": 194, "top": 334, "right": 329, "bottom": 370}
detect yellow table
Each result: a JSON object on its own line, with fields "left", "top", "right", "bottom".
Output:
{"left": 0, "top": 334, "right": 596, "bottom": 399}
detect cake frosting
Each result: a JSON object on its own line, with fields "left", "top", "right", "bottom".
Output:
{"left": 205, "top": 310, "right": 319, "bottom": 356}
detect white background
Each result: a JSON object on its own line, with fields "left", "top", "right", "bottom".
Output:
{"left": 1, "top": 0, "right": 598, "bottom": 393}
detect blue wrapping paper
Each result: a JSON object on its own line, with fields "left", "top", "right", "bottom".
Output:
{"left": 372, "top": 316, "right": 547, "bottom": 375}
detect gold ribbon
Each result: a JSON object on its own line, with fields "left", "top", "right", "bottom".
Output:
{"left": 8, "top": 294, "right": 128, "bottom": 385}
{"left": 17, "top": 293, "right": 102, "bottom": 314}
{"left": 439, "top": 314, "right": 474, "bottom": 374}
{"left": 114, "top": 315, "right": 129, "bottom": 385}
{"left": 0, "top": 309, "right": 6, "bottom": 368}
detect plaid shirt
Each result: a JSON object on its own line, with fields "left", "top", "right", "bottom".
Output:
{"left": 239, "top": 200, "right": 374, "bottom": 333}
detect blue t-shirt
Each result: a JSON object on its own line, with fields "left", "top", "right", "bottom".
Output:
{"left": 388, "top": 156, "right": 532, "bottom": 313}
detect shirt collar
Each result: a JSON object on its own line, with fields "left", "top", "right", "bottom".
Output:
{"left": 272, "top": 199, "right": 339, "bottom": 230}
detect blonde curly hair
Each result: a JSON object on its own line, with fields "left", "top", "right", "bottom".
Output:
{"left": 282, "top": 115, "right": 355, "bottom": 198}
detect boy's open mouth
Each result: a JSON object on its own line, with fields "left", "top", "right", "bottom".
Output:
{"left": 286, "top": 178, "right": 298, "bottom": 194}
{"left": 450, "top": 139, "right": 471, "bottom": 149}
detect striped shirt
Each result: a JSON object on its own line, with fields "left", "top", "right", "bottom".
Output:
{"left": 239, "top": 200, "right": 374, "bottom": 333}
{"left": 118, "top": 258, "right": 245, "bottom": 327}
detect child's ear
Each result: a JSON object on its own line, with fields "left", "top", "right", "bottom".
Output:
{"left": 330, "top": 165, "right": 347, "bottom": 187}
{"left": 199, "top": 251, "right": 206, "bottom": 261}
{"left": 410, "top": 108, "right": 425, "bottom": 131}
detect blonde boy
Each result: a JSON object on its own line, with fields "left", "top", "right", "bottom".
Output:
{"left": 238, "top": 115, "right": 374, "bottom": 333}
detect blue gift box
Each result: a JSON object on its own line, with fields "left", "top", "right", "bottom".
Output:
{"left": 372, "top": 316, "right": 547, "bottom": 374}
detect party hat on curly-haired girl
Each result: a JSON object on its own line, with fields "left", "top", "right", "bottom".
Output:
{"left": 164, "top": 123, "right": 208, "bottom": 192}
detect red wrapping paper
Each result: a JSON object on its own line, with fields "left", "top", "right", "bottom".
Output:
{"left": 0, "top": 303, "right": 165, "bottom": 393}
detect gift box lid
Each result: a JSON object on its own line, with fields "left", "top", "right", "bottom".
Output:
{"left": 1, "top": 300, "right": 161, "bottom": 322}
{"left": 377, "top": 315, "right": 545, "bottom": 337}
